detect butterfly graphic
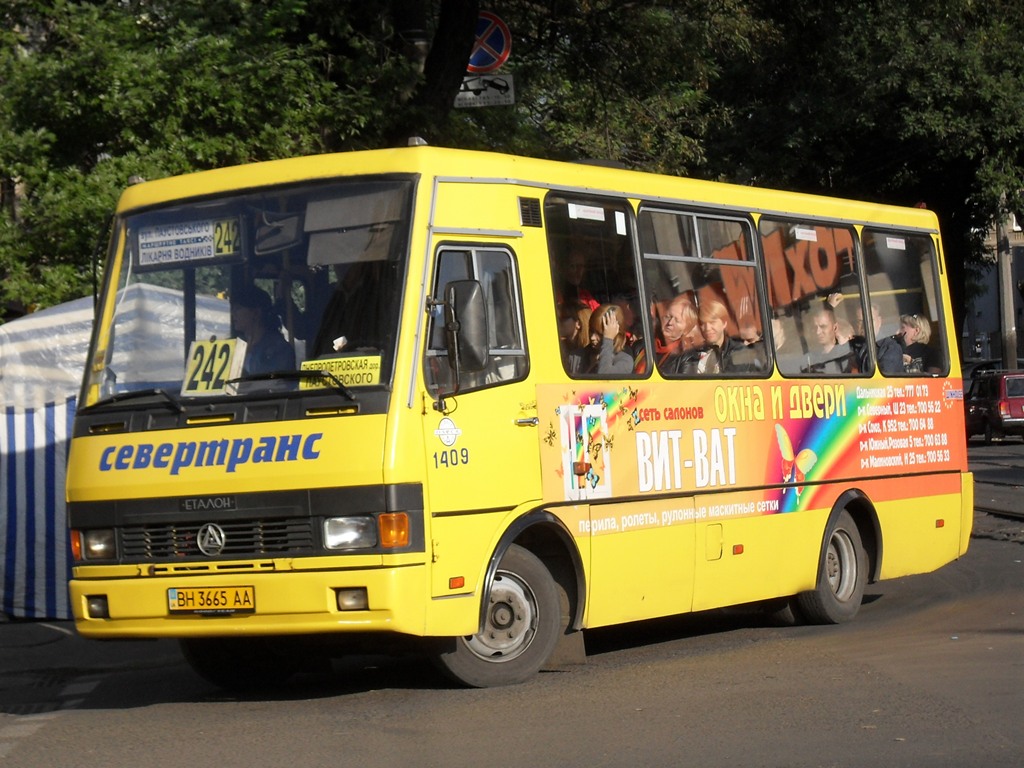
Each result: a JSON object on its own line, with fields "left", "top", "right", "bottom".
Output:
{"left": 774, "top": 423, "right": 818, "bottom": 503}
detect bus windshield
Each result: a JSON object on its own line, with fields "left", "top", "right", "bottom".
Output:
{"left": 84, "top": 178, "right": 414, "bottom": 406}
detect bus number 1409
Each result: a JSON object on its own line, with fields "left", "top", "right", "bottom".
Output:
{"left": 433, "top": 448, "right": 470, "bottom": 469}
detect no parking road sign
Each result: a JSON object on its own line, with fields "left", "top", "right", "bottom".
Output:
{"left": 467, "top": 11, "right": 511, "bottom": 74}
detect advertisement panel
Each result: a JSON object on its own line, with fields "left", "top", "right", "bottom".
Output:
{"left": 538, "top": 378, "right": 967, "bottom": 525}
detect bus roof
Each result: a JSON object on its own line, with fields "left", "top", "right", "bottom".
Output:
{"left": 115, "top": 145, "right": 940, "bottom": 232}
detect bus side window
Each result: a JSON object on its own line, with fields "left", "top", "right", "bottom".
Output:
{"left": 545, "top": 195, "right": 646, "bottom": 379}
{"left": 425, "top": 246, "right": 528, "bottom": 394}
{"left": 639, "top": 208, "right": 766, "bottom": 377}
{"left": 760, "top": 219, "right": 863, "bottom": 376}
{"left": 862, "top": 230, "right": 948, "bottom": 376}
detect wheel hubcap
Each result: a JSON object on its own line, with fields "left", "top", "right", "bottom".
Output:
{"left": 463, "top": 571, "right": 538, "bottom": 662}
{"left": 826, "top": 529, "right": 857, "bottom": 601}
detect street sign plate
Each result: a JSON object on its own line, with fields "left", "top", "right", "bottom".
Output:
{"left": 467, "top": 11, "right": 511, "bottom": 74}
{"left": 455, "top": 74, "right": 515, "bottom": 108}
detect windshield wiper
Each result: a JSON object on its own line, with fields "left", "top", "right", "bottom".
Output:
{"left": 228, "top": 369, "right": 357, "bottom": 401}
{"left": 88, "top": 388, "right": 184, "bottom": 413}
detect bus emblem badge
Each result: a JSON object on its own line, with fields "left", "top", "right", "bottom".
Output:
{"left": 434, "top": 417, "right": 462, "bottom": 447}
{"left": 197, "top": 523, "right": 227, "bottom": 556}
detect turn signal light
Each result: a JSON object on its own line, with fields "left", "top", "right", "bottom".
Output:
{"left": 379, "top": 513, "right": 409, "bottom": 548}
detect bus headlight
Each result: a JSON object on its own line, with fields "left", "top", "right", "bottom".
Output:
{"left": 73, "top": 529, "right": 116, "bottom": 561}
{"left": 323, "top": 517, "right": 377, "bottom": 549}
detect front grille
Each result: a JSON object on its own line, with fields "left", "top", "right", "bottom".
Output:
{"left": 121, "top": 518, "right": 317, "bottom": 560}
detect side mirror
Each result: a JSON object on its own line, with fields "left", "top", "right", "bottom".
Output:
{"left": 445, "top": 280, "right": 489, "bottom": 373}
{"left": 433, "top": 280, "right": 489, "bottom": 413}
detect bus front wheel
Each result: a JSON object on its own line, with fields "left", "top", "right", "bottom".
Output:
{"left": 797, "top": 510, "right": 867, "bottom": 624}
{"left": 433, "top": 544, "right": 561, "bottom": 688}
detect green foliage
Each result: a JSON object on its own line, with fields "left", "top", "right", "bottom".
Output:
{"left": 704, "top": 0, "right": 1024, "bottom": 324}
{"left": 1, "top": 0, "right": 1022, "bottom": 332}
{"left": 0, "top": 0, "right": 408, "bottom": 310}
{"left": 463, "top": 0, "right": 767, "bottom": 173}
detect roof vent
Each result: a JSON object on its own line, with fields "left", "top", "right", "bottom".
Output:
{"left": 519, "top": 197, "right": 542, "bottom": 227}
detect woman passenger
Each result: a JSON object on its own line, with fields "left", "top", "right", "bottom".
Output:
{"left": 591, "top": 304, "right": 634, "bottom": 375}
{"left": 564, "top": 305, "right": 595, "bottom": 374}
{"left": 898, "top": 314, "right": 940, "bottom": 373}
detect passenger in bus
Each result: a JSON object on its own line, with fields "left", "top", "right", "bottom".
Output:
{"left": 771, "top": 316, "right": 804, "bottom": 373}
{"left": 836, "top": 318, "right": 854, "bottom": 346}
{"left": 271, "top": 265, "right": 314, "bottom": 342}
{"left": 825, "top": 292, "right": 856, "bottom": 346}
{"left": 855, "top": 304, "right": 903, "bottom": 374}
{"left": 653, "top": 292, "right": 701, "bottom": 365}
{"left": 730, "top": 312, "right": 769, "bottom": 372}
{"left": 556, "top": 248, "right": 600, "bottom": 311}
{"left": 738, "top": 315, "right": 762, "bottom": 346}
{"left": 803, "top": 305, "right": 855, "bottom": 374}
{"left": 558, "top": 302, "right": 581, "bottom": 354}
{"left": 591, "top": 304, "right": 634, "bottom": 375}
{"left": 898, "top": 314, "right": 941, "bottom": 373}
{"left": 700, "top": 299, "right": 765, "bottom": 372}
{"left": 563, "top": 304, "right": 596, "bottom": 374}
{"left": 230, "top": 285, "right": 295, "bottom": 375}
{"left": 611, "top": 294, "right": 647, "bottom": 373}
{"left": 661, "top": 298, "right": 742, "bottom": 375}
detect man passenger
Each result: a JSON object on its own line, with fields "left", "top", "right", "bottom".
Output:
{"left": 804, "top": 305, "right": 855, "bottom": 374}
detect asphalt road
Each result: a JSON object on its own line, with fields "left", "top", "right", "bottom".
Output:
{"left": 0, "top": 445, "right": 1020, "bottom": 767}
{"left": 968, "top": 438, "right": 1024, "bottom": 519}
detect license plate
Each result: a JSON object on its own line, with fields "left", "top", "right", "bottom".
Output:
{"left": 167, "top": 586, "right": 255, "bottom": 615}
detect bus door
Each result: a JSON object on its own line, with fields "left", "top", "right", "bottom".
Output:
{"left": 422, "top": 245, "right": 539, "bottom": 596}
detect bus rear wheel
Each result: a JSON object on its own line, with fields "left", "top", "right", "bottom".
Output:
{"left": 797, "top": 510, "right": 866, "bottom": 624}
{"left": 433, "top": 544, "right": 561, "bottom": 688}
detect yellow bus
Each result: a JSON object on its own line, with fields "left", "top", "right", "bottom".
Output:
{"left": 67, "top": 146, "right": 972, "bottom": 689}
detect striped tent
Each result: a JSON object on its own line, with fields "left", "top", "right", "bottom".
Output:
{"left": 1, "top": 397, "right": 76, "bottom": 618}
{"left": 0, "top": 286, "right": 229, "bottom": 618}
{"left": 1, "top": 286, "right": 230, "bottom": 618}
{"left": 0, "top": 296, "right": 92, "bottom": 619}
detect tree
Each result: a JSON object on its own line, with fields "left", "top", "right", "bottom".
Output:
{"left": 450, "top": 0, "right": 767, "bottom": 172}
{"left": 0, "top": 0, "right": 763, "bottom": 310}
{"left": 4, "top": 0, "right": 1023, "bottom": 333}
{"left": 704, "top": 0, "right": 1024, "bottom": 336}
{"left": 0, "top": 0, "right": 477, "bottom": 310}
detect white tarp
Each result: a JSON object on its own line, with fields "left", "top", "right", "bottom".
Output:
{"left": 0, "top": 297, "right": 90, "bottom": 618}
{"left": 0, "top": 295, "right": 94, "bottom": 411}
{"left": 0, "top": 284, "right": 228, "bottom": 618}
{"left": 0, "top": 284, "right": 231, "bottom": 408}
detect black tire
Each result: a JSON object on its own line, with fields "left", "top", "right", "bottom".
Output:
{"left": 983, "top": 421, "right": 993, "bottom": 444}
{"left": 432, "top": 544, "right": 561, "bottom": 687}
{"left": 797, "top": 510, "right": 867, "bottom": 624}
{"left": 179, "top": 637, "right": 298, "bottom": 691}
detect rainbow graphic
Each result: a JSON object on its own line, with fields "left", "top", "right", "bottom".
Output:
{"left": 541, "top": 379, "right": 966, "bottom": 512}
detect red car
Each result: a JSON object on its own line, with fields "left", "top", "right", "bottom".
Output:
{"left": 965, "top": 370, "right": 1024, "bottom": 443}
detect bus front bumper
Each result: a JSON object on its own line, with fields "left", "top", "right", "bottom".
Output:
{"left": 68, "top": 560, "right": 472, "bottom": 640}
